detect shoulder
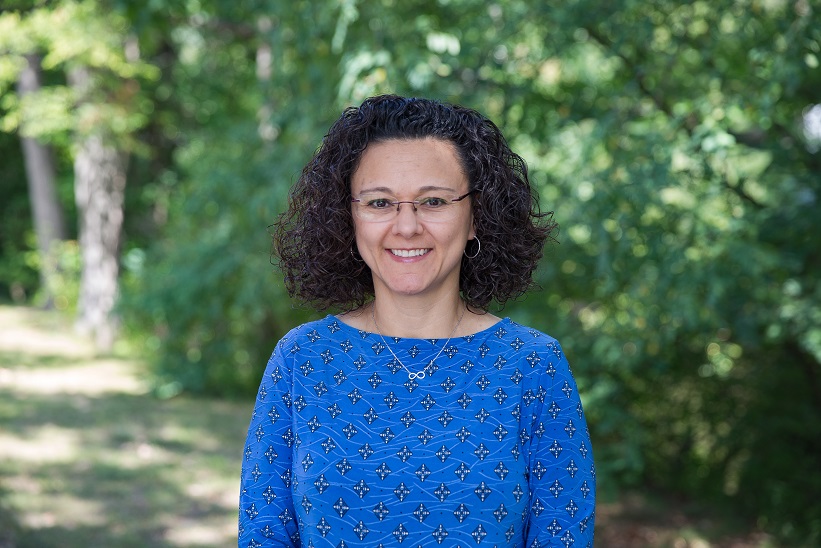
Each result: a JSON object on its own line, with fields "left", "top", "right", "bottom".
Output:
{"left": 477, "top": 318, "right": 570, "bottom": 379}
{"left": 510, "top": 320, "right": 565, "bottom": 355}
{"left": 263, "top": 316, "right": 348, "bottom": 377}
{"left": 511, "top": 320, "right": 568, "bottom": 366}
{"left": 483, "top": 318, "right": 563, "bottom": 349}
{"left": 465, "top": 318, "right": 566, "bottom": 364}
{"left": 266, "top": 315, "right": 350, "bottom": 365}
{"left": 274, "top": 315, "right": 347, "bottom": 349}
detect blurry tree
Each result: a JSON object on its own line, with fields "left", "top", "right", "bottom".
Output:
{"left": 118, "top": 0, "right": 397, "bottom": 396}
{"left": 16, "top": 54, "right": 67, "bottom": 307}
{"left": 486, "top": 1, "right": 819, "bottom": 542}
{"left": 123, "top": 0, "right": 820, "bottom": 541}
{"left": 0, "top": 130, "right": 39, "bottom": 302}
{"left": 0, "top": 1, "right": 158, "bottom": 349}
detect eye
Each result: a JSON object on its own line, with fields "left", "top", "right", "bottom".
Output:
{"left": 419, "top": 197, "right": 449, "bottom": 208}
{"left": 366, "top": 198, "right": 394, "bottom": 209}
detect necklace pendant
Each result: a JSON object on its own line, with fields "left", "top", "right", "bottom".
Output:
{"left": 372, "top": 303, "right": 466, "bottom": 385}
{"left": 408, "top": 370, "right": 426, "bottom": 380}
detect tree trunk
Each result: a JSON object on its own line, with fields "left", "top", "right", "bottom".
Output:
{"left": 68, "top": 66, "right": 127, "bottom": 352}
{"left": 256, "top": 16, "right": 278, "bottom": 142}
{"left": 17, "top": 54, "right": 67, "bottom": 307}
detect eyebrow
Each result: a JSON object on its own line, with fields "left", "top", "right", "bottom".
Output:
{"left": 357, "top": 185, "right": 458, "bottom": 194}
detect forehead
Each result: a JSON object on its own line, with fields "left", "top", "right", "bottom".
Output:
{"left": 351, "top": 138, "right": 468, "bottom": 194}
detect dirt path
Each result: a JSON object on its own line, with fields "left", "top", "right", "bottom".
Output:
{"left": 0, "top": 307, "right": 143, "bottom": 396}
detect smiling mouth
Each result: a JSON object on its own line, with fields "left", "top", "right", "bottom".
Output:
{"left": 390, "top": 249, "right": 430, "bottom": 258}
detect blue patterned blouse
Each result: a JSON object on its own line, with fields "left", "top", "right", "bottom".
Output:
{"left": 238, "top": 316, "right": 595, "bottom": 547}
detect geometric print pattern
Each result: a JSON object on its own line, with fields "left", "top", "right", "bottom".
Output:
{"left": 239, "top": 316, "right": 595, "bottom": 547}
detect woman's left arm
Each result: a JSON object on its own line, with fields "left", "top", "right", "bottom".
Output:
{"left": 524, "top": 341, "right": 596, "bottom": 547}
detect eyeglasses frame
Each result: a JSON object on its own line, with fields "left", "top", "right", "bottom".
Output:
{"left": 350, "top": 189, "right": 476, "bottom": 220}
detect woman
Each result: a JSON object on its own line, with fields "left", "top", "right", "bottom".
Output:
{"left": 239, "top": 95, "right": 595, "bottom": 547}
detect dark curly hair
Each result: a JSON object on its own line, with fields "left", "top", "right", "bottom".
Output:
{"left": 273, "top": 94, "right": 557, "bottom": 311}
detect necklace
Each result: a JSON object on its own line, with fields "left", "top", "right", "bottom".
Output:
{"left": 371, "top": 304, "right": 466, "bottom": 381}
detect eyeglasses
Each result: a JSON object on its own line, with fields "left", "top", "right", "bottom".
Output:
{"left": 351, "top": 190, "right": 475, "bottom": 223}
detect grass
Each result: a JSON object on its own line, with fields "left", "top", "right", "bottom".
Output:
{"left": 0, "top": 306, "right": 249, "bottom": 547}
{"left": 0, "top": 305, "right": 777, "bottom": 547}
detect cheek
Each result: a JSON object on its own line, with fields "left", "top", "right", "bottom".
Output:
{"left": 352, "top": 222, "right": 379, "bottom": 256}
{"left": 352, "top": 216, "right": 366, "bottom": 240}
{"left": 351, "top": 220, "right": 364, "bottom": 250}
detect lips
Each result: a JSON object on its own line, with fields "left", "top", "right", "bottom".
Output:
{"left": 390, "top": 249, "right": 430, "bottom": 258}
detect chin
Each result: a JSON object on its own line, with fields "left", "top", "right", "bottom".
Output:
{"left": 390, "top": 285, "right": 429, "bottom": 296}
{"left": 382, "top": 279, "right": 432, "bottom": 296}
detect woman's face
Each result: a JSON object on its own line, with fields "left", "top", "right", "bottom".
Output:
{"left": 350, "top": 138, "right": 475, "bottom": 302}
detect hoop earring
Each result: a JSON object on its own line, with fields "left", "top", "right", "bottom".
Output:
{"left": 349, "top": 247, "right": 367, "bottom": 276}
{"left": 464, "top": 237, "right": 480, "bottom": 259}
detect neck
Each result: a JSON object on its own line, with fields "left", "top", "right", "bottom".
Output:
{"left": 371, "top": 292, "right": 465, "bottom": 339}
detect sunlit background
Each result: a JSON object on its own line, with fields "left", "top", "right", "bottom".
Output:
{"left": 1, "top": 1, "right": 819, "bottom": 546}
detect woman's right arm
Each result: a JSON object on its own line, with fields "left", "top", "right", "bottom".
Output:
{"left": 238, "top": 341, "right": 299, "bottom": 548}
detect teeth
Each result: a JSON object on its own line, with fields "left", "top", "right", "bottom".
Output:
{"left": 391, "top": 249, "right": 429, "bottom": 257}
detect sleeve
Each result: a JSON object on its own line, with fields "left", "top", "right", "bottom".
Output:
{"left": 524, "top": 340, "right": 596, "bottom": 548}
{"left": 238, "top": 339, "right": 300, "bottom": 548}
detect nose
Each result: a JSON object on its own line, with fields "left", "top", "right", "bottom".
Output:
{"left": 392, "top": 201, "right": 422, "bottom": 236}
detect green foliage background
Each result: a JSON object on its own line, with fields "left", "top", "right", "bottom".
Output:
{"left": 1, "top": 0, "right": 820, "bottom": 544}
